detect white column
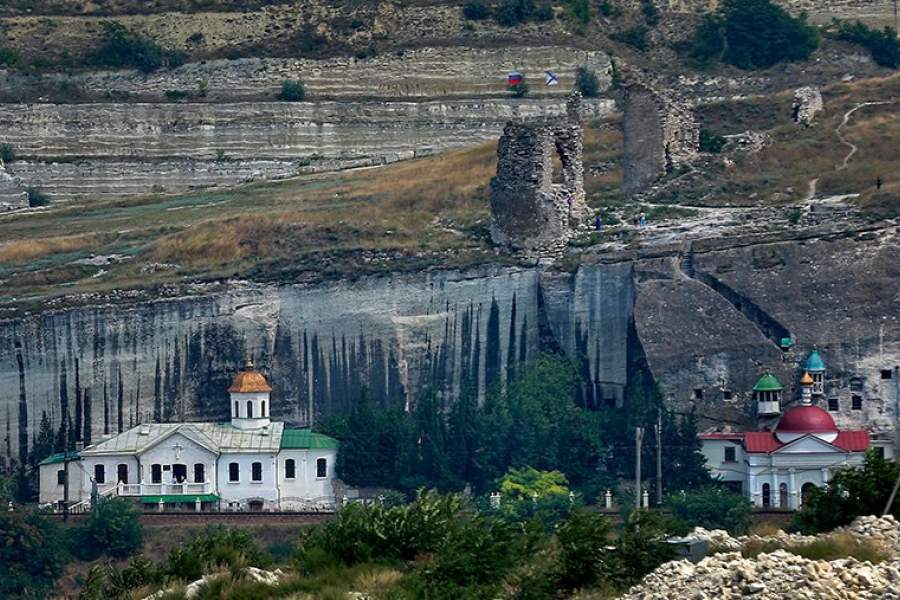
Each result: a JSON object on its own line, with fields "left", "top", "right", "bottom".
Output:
{"left": 771, "top": 471, "right": 780, "bottom": 508}
{"left": 821, "top": 468, "right": 830, "bottom": 485}
{"left": 788, "top": 468, "right": 797, "bottom": 510}
{"left": 748, "top": 472, "right": 758, "bottom": 507}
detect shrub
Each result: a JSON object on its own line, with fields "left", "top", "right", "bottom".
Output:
{"left": 794, "top": 451, "right": 900, "bottom": 533}
{"left": 0, "top": 511, "right": 70, "bottom": 599}
{"left": 699, "top": 128, "right": 726, "bottom": 153}
{"left": 667, "top": 486, "right": 752, "bottom": 535}
{"left": 79, "top": 557, "right": 161, "bottom": 600}
{"left": 685, "top": 0, "right": 819, "bottom": 69}
{"left": 495, "top": 0, "right": 535, "bottom": 26}
{"left": 164, "top": 89, "right": 189, "bottom": 101}
{"left": 575, "top": 66, "right": 600, "bottom": 97}
{"left": 0, "top": 143, "right": 15, "bottom": 162}
{"left": 564, "top": 0, "right": 592, "bottom": 26}
{"left": 557, "top": 509, "right": 614, "bottom": 590}
{"left": 293, "top": 29, "right": 327, "bottom": 55}
{"left": 463, "top": 0, "right": 491, "bottom": 21}
{"left": 27, "top": 188, "right": 50, "bottom": 207}
{"left": 641, "top": 0, "right": 660, "bottom": 26}
{"left": 598, "top": 0, "right": 623, "bottom": 18}
{"left": 0, "top": 47, "right": 24, "bottom": 68}
{"left": 836, "top": 21, "right": 899, "bottom": 68}
{"left": 614, "top": 511, "right": 678, "bottom": 586}
{"left": 166, "top": 527, "right": 269, "bottom": 581}
{"left": 295, "top": 491, "right": 466, "bottom": 569}
{"left": 420, "top": 515, "right": 519, "bottom": 597}
{"left": 91, "top": 22, "right": 187, "bottom": 73}
{"left": 534, "top": 2, "right": 554, "bottom": 21}
{"left": 278, "top": 79, "right": 306, "bottom": 101}
{"left": 76, "top": 497, "right": 144, "bottom": 559}
{"left": 611, "top": 25, "right": 650, "bottom": 51}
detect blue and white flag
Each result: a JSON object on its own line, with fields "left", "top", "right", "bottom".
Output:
{"left": 545, "top": 71, "right": 559, "bottom": 86}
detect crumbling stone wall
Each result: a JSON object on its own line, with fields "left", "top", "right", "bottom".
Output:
{"left": 0, "top": 162, "right": 27, "bottom": 211}
{"left": 621, "top": 82, "right": 699, "bottom": 195}
{"left": 489, "top": 92, "right": 592, "bottom": 251}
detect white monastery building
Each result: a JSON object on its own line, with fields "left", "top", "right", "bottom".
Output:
{"left": 701, "top": 350, "right": 893, "bottom": 510}
{"left": 39, "top": 360, "right": 339, "bottom": 512}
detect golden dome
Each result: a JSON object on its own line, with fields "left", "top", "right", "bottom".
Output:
{"left": 228, "top": 360, "right": 272, "bottom": 393}
{"left": 800, "top": 371, "right": 814, "bottom": 386}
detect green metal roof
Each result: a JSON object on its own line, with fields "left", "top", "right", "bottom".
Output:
{"left": 140, "top": 494, "right": 219, "bottom": 503}
{"left": 39, "top": 451, "right": 80, "bottom": 466}
{"left": 805, "top": 350, "right": 826, "bottom": 372}
{"left": 280, "top": 428, "right": 339, "bottom": 450}
{"left": 753, "top": 373, "right": 783, "bottom": 392}
{"left": 780, "top": 337, "right": 793, "bottom": 349}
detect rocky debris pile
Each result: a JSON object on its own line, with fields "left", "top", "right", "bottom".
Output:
{"left": 690, "top": 526, "right": 816, "bottom": 551}
{"left": 622, "top": 550, "right": 900, "bottom": 600}
{"left": 838, "top": 515, "right": 900, "bottom": 555}
{"left": 793, "top": 86, "right": 824, "bottom": 126}
{"left": 143, "top": 567, "right": 284, "bottom": 599}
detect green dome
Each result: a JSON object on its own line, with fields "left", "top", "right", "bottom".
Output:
{"left": 753, "top": 373, "right": 783, "bottom": 392}
{"left": 805, "top": 350, "right": 826, "bottom": 372}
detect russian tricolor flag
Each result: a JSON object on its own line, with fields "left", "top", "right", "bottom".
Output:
{"left": 507, "top": 71, "right": 524, "bottom": 86}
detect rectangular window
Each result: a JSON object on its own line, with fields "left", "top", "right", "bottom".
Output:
{"left": 251, "top": 462, "right": 263, "bottom": 482}
{"left": 882, "top": 370, "right": 893, "bottom": 380}
{"left": 828, "top": 397, "right": 839, "bottom": 412}
{"left": 151, "top": 464, "right": 162, "bottom": 484}
{"left": 875, "top": 446, "right": 886, "bottom": 459}
{"left": 285, "top": 459, "right": 296, "bottom": 479}
{"left": 852, "top": 395, "right": 863, "bottom": 410}
{"left": 850, "top": 379, "right": 863, "bottom": 392}
{"left": 722, "top": 390, "right": 733, "bottom": 400}
{"left": 194, "top": 463, "right": 205, "bottom": 483}
{"left": 94, "top": 464, "right": 105, "bottom": 484}
{"left": 693, "top": 388, "right": 703, "bottom": 400}
{"left": 724, "top": 446, "right": 736, "bottom": 463}
{"left": 229, "top": 462, "right": 240, "bottom": 482}
{"left": 316, "top": 457, "right": 327, "bottom": 479}
{"left": 57, "top": 469, "right": 66, "bottom": 485}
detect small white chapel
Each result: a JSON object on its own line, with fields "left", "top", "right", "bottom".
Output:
{"left": 39, "top": 360, "right": 339, "bottom": 512}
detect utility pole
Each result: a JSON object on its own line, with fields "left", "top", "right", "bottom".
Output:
{"left": 656, "top": 414, "right": 663, "bottom": 506}
{"left": 635, "top": 426, "right": 644, "bottom": 512}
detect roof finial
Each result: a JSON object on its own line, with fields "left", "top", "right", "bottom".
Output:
{"left": 244, "top": 356, "right": 255, "bottom": 371}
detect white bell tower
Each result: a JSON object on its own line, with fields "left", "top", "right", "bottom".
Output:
{"left": 228, "top": 358, "right": 272, "bottom": 430}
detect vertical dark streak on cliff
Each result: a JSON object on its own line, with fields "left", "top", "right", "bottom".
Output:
{"left": 103, "top": 378, "right": 110, "bottom": 436}
{"left": 74, "top": 358, "right": 82, "bottom": 442}
{"left": 535, "top": 284, "right": 562, "bottom": 354}
{"left": 153, "top": 354, "right": 162, "bottom": 422}
{"left": 573, "top": 319, "right": 592, "bottom": 408}
{"left": 83, "top": 388, "right": 92, "bottom": 447}
{"left": 507, "top": 293, "right": 518, "bottom": 385}
{"left": 58, "top": 362, "right": 69, "bottom": 447}
{"left": 472, "top": 307, "right": 482, "bottom": 399}
{"left": 485, "top": 297, "right": 501, "bottom": 389}
{"left": 117, "top": 364, "right": 124, "bottom": 433}
{"left": 15, "top": 342, "right": 27, "bottom": 463}
{"left": 519, "top": 315, "right": 528, "bottom": 365}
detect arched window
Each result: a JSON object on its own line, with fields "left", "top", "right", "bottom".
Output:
{"left": 285, "top": 459, "right": 296, "bottom": 479}
{"left": 262, "top": 400, "right": 267, "bottom": 417}
{"left": 779, "top": 483, "right": 788, "bottom": 508}
{"left": 761, "top": 483, "right": 771, "bottom": 507}
{"left": 117, "top": 464, "right": 129, "bottom": 484}
{"left": 94, "top": 464, "right": 106, "bottom": 484}
{"left": 247, "top": 400, "right": 253, "bottom": 419}
{"left": 228, "top": 462, "right": 240, "bottom": 482}
{"left": 251, "top": 462, "right": 263, "bottom": 482}
{"left": 194, "top": 463, "right": 205, "bottom": 483}
{"left": 801, "top": 482, "right": 816, "bottom": 506}
{"left": 234, "top": 401, "right": 239, "bottom": 418}
{"left": 316, "top": 457, "right": 327, "bottom": 479}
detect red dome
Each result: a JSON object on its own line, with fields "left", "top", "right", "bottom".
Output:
{"left": 777, "top": 405, "right": 837, "bottom": 433}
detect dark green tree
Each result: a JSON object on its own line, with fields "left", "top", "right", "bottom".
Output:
{"left": 75, "top": 497, "right": 144, "bottom": 560}
{"left": 667, "top": 485, "right": 752, "bottom": 535}
{"left": 0, "top": 511, "right": 70, "bottom": 599}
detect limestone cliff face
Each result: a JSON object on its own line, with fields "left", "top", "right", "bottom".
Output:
{"left": 2, "top": 227, "right": 896, "bottom": 459}
{"left": 0, "top": 264, "right": 633, "bottom": 457}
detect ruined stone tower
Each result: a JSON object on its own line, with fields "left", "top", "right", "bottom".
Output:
{"left": 0, "top": 162, "right": 28, "bottom": 211}
{"left": 489, "top": 92, "right": 591, "bottom": 252}
{"left": 621, "top": 82, "right": 699, "bottom": 195}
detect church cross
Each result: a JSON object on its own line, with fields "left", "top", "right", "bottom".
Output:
{"left": 172, "top": 442, "right": 184, "bottom": 461}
